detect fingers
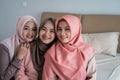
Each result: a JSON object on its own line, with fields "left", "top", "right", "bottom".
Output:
{"left": 26, "top": 43, "right": 29, "bottom": 48}
{"left": 16, "top": 43, "right": 29, "bottom": 60}
{"left": 21, "top": 43, "right": 30, "bottom": 48}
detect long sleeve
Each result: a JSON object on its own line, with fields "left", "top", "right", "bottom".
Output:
{"left": 0, "top": 44, "right": 22, "bottom": 80}
{"left": 86, "top": 56, "right": 97, "bottom": 80}
{"left": 15, "top": 56, "right": 29, "bottom": 80}
{"left": 15, "top": 48, "right": 38, "bottom": 80}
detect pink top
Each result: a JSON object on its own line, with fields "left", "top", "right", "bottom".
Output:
{"left": 42, "top": 15, "right": 96, "bottom": 80}
{"left": 15, "top": 48, "right": 38, "bottom": 80}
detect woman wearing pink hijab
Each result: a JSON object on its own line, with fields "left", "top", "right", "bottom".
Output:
{"left": 42, "top": 15, "right": 96, "bottom": 80}
{"left": 0, "top": 15, "right": 37, "bottom": 80}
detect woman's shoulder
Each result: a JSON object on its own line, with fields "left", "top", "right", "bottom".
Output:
{"left": 0, "top": 43, "right": 9, "bottom": 52}
{"left": 78, "top": 42, "right": 95, "bottom": 59}
{"left": 78, "top": 42, "right": 94, "bottom": 50}
{"left": 0, "top": 43, "right": 10, "bottom": 61}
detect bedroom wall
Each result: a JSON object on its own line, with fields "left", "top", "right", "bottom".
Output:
{"left": 0, "top": 0, "right": 120, "bottom": 41}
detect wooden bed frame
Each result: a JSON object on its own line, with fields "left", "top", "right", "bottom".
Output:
{"left": 40, "top": 12, "right": 120, "bottom": 52}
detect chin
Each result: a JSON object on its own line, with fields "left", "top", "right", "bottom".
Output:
{"left": 60, "top": 40, "right": 65, "bottom": 43}
{"left": 43, "top": 41, "right": 50, "bottom": 44}
{"left": 44, "top": 42, "right": 49, "bottom": 44}
{"left": 26, "top": 39, "right": 33, "bottom": 42}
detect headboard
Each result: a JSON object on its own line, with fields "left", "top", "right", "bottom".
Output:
{"left": 40, "top": 12, "right": 120, "bottom": 52}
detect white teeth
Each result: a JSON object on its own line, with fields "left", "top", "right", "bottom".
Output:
{"left": 27, "top": 35, "right": 33, "bottom": 38}
{"left": 43, "top": 37, "right": 49, "bottom": 40}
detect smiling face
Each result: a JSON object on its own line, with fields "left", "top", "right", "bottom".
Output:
{"left": 22, "top": 20, "right": 37, "bottom": 42}
{"left": 57, "top": 20, "right": 71, "bottom": 44}
{"left": 39, "top": 21, "right": 55, "bottom": 44}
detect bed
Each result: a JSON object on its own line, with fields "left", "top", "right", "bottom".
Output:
{"left": 40, "top": 12, "right": 120, "bottom": 80}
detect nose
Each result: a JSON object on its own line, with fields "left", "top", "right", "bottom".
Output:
{"left": 45, "top": 30, "right": 50, "bottom": 36}
{"left": 61, "top": 29, "right": 65, "bottom": 35}
{"left": 28, "top": 29, "right": 33, "bottom": 35}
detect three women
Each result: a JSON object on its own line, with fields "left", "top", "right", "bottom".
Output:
{"left": 0, "top": 14, "right": 96, "bottom": 80}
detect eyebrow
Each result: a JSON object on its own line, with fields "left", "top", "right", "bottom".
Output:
{"left": 42, "top": 26, "right": 46, "bottom": 28}
{"left": 24, "top": 26, "right": 29, "bottom": 27}
{"left": 24, "top": 26, "right": 36, "bottom": 28}
{"left": 58, "top": 26, "right": 69, "bottom": 28}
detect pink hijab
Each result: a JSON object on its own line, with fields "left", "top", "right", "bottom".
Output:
{"left": 1, "top": 15, "right": 37, "bottom": 60}
{"left": 42, "top": 15, "right": 94, "bottom": 80}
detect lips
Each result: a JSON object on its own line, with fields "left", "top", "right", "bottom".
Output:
{"left": 43, "top": 38, "right": 49, "bottom": 41}
{"left": 41, "top": 36, "right": 51, "bottom": 44}
{"left": 26, "top": 35, "right": 34, "bottom": 40}
{"left": 26, "top": 35, "right": 34, "bottom": 39}
{"left": 41, "top": 35, "right": 49, "bottom": 40}
{"left": 60, "top": 36, "right": 67, "bottom": 40}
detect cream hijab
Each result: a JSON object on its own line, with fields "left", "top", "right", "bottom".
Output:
{"left": 42, "top": 15, "right": 94, "bottom": 80}
{"left": 1, "top": 15, "right": 37, "bottom": 60}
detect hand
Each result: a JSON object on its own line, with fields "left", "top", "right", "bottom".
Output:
{"left": 16, "top": 43, "right": 29, "bottom": 60}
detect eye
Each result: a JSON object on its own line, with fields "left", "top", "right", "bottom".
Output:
{"left": 65, "top": 28, "right": 70, "bottom": 31}
{"left": 57, "top": 27, "right": 62, "bottom": 31}
{"left": 50, "top": 29, "right": 55, "bottom": 33}
{"left": 65, "top": 26, "right": 70, "bottom": 31}
{"left": 32, "top": 27, "right": 37, "bottom": 31}
{"left": 23, "top": 26, "right": 29, "bottom": 30}
{"left": 41, "top": 27, "right": 46, "bottom": 31}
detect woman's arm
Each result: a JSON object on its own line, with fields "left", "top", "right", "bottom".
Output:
{"left": 15, "top": 43, "right": 30, "bottom": 80}
{"left": 15, "top": 58, "right": 29, "bottom": 80}
{"left": 0, "top": 44, "right": 22, "bottom": 80}
{"left": 86, "top": 56, "right": 97, "bottom": 80}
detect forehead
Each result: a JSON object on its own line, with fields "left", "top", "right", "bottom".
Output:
{"left": 58, "top": 20, "right": 68, "bottom": 25}
{"left": 44, "top": 21, "right": 54, "bottom": 29}
{"left": 58, "top": 20, "right": 69, "bottom": 27}
{"left": 24, "top": 21, "right": 36, "bottom": 27}
{"left": 26, "top": 20, "right": 35, "bottom": 24}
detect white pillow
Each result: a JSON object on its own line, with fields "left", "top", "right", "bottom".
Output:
{"left": 82, "top": 32, "right": 119, "bottom": 56}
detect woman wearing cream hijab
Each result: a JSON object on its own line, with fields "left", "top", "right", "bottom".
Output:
{"left": 0, "top": 15, "right": 37, "bottom": 80}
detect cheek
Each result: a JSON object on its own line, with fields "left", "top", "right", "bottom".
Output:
{"left": 22, "top": 30, "right": 27, "bottom": 38}
{"left": 51, "top": 34, "right": 55, "bottom": 39}
{"left": 56, "top": 32, "right": 60, "bottom": 37}
{"left": 68, "top": 33, "right": 71, "bottom": 39}
{"left": 33, "top": 31, "right": 37, "bottom": 36}
{"left": 69, "top": 33, "right": 71, "bottom": 40}
{"left": 39, "top": 31, "right": 44, "bottom": 37}
{"left": 39, "top": 31, "right": 46, "bottom": 40}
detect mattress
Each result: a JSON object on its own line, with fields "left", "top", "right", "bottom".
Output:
{"left": 95, "top": 53, "right": 120, "bottom": 80}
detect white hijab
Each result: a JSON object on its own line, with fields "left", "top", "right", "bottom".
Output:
{"left": 1, "top": 15, "right": 37, "bottom": 60}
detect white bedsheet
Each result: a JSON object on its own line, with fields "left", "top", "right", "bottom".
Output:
{"left": 108, "top": 64, "right": 120, "bottom": 80}
{"left": 95, "top": 53, "right": 120, "bottom": 80}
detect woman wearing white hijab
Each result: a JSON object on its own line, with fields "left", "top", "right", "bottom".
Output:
{"left": 0, "top": 15, "right": 37, "bottom": 80}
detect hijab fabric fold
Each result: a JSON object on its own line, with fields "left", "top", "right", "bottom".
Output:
{"left": 42, "top": 15, "right": 94, "bottom": 80}
{"left": 30, "top": 39, "right": 49, "bottom": 80}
